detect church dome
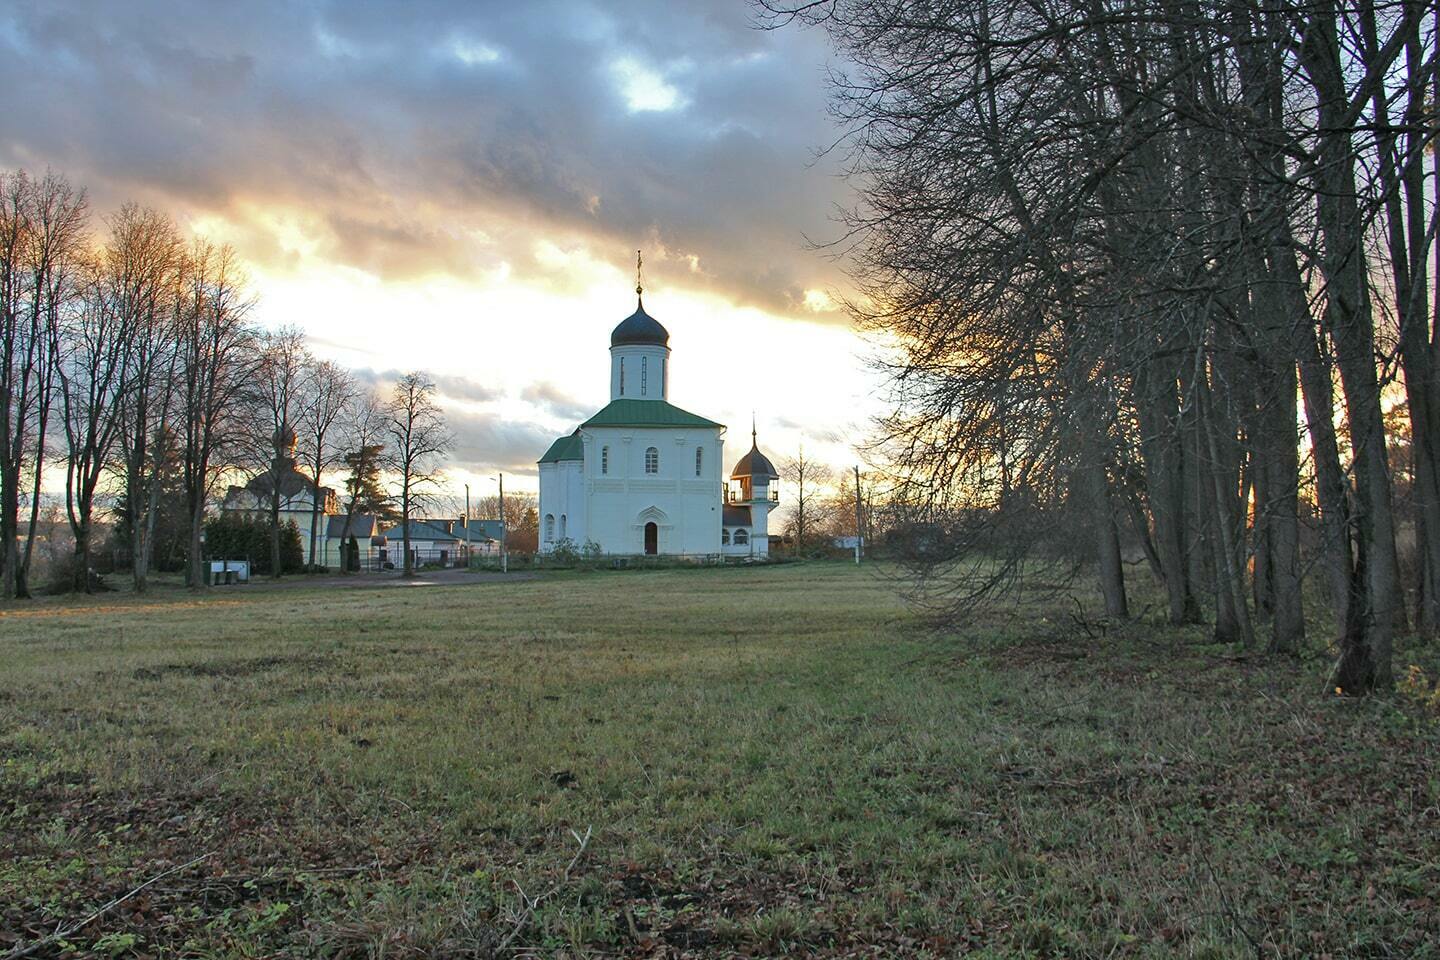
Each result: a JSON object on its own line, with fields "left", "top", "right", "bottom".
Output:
{"left": 611, "top": 297, "right": 670, "bottom": 348}
{"left": 731, "top": 441, "right": 779, "bottom": 480}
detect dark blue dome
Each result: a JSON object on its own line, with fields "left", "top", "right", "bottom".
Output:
{"left": 611, "top": 297, "right": 670, "bottom": 347}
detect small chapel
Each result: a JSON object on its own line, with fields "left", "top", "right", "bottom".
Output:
{"left": 537, "top": 270, "right": 779, "bottom": 559}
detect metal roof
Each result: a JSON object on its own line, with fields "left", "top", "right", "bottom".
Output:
{"left": 538, "top": 430, "right": 584, "bottom": 463}
{"left": 325, "top": 514, "right": 377, "bottom": 539}
{"left": 610, "top": 297, "right": 670, "bottom": 347}
{"left": 730, "top": 442, "right": 779, "bottom": 480}
{"left": 581, "top": 398, "right": 722, "bottom": 430}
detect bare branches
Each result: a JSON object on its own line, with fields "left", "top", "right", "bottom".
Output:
{"left": 385, "top": 372, "right": 453, "bottom": 577}
{"left": 776, "top": 0, "right": 1435, "bottom": 688}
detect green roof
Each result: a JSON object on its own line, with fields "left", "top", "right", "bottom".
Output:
{"left": 580, "top": 399, "right": 723, "bottom": 430}
{"left": 538, "top": 431, "right": 584, "bottom": 463}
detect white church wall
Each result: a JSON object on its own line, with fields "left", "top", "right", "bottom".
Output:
{"left": 538, "top": 461, "right": 585, "bottom": 553}
{"left": 581, "top": 425, "right": 723, "bottom": 555}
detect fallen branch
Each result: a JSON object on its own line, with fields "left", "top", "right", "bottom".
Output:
{"left": 3, "top": 852, "right": 214, "bottom": 960}
{"left": 496, "top": 825, "right": 593, "bottom": 953}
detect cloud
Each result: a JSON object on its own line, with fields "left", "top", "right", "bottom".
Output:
{"left": 350, "top": 367, "right": 502, "bottom": 404}
{"left": 0, "top": 0, "right": 852, "bottom": 318}
{"left": 446, "top": 408, "right": 557, "bottom": 476}
{"left": 520, "top": 381, "right": 592, "bottom": 423}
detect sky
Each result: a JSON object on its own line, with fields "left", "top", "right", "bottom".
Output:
{"left": 0, "top": 0, "right": 883, "bottom": 494}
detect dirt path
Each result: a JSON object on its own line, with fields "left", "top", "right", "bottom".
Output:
{"left": 0, "top": 569, "right": 537, "bottom": 617}
{"left": 238, "top": 568, "right": 537, "bottom": 591}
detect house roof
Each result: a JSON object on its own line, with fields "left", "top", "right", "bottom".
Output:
{"left": 581, "top": 398, "right": 722, "bottom": 430}
{"left": 235, "top": 455, "right": 331, "bottom": 500}
{"left": 325, "top": 514, "right": 377, "bottom": 539}
{"left": 723, "top": 505, "right": 752, "bottom": 527}
{"left": 456, "top": 518, "right": 504, "bottom": 541}
{"left": 610, "top": 297, "right": 670, "bottom": 347}
{"left": 538, "top": 430, "right": 584, "bottom": 464}
{"left": 379, "top": 519, "right": 462, "bottom": 542}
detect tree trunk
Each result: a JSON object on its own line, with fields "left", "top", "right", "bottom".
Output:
{"left": 1200, "top": 371, "right": 1254, "bottom": 647}
{"left": 1082, "top": 436, "right": 1127, "bottom": 619}
{"left": 1303, "top": 3, "right": 1399, "bottom": 690}
{"left": 309, "top": 477, "right": 322, "bottom": 572}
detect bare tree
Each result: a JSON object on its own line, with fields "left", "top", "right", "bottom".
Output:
{"left": 334, "top": 388, "right": 391, "bottom": 571}
{"left": 384, "top": 372, "right": 452, "bottom": 576}
{"left": 248, "top": 326, "right": 310, "bottom": 578}
{"left": 0, "top": 170, "right": 88, "bottom": 597}
{"left": 763, "top": 0, "right": 1435, "bottom": 691}
{"left": 781, "top": 445, "right": 833, "bottom": 555}
{"left": 297, "top": 358, "right": 355, "bottom": 570}
{"left": 113, "top": 210, "right": 184, "bottom": 593}
{"left": 54, "top": 207, "right": 179, "bottom": 592}
{"left": 176, "top": 241, "right": 258, "bottom": 589}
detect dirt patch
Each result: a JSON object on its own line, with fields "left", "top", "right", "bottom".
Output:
{"left": 130, "top": 654, "right": 334, "bottom": 681}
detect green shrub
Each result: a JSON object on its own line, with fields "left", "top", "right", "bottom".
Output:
{"left": 203, "top": 514, "right": 305, "bottom": 574}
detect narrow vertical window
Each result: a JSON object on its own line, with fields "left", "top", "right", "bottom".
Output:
{"left": 661, "top": 357, "right": 667, "bottom": 397}
{"left": 559, "top": 515, "right": 567, "bottom": 539}
{"left": 695, "top": 446, "right": 703, "bottom": 477}
{"left": 544, "top": 514, "right": 554, "bottom": 542}
{"left": 619, "top": 358, "right": 625, "bottom": 395}
{"left": 601, "top": 446, "right": 609, "bottom": 475}
{"left": 641, "top": 356, "right": 648, "bottom": 396}
{"left": 645, "top": 447, "right": 659, "bottom": 474}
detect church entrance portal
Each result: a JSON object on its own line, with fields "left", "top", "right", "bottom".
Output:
{"left": 644, "top": 522, "right": 658, "bottom": 555}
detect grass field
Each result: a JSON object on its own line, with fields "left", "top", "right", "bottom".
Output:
{"left": 3, "top": 563, "right": 1438, "bottom": 958}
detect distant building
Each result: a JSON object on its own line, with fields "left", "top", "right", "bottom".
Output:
{"left": 222, "top": 428, "right": 339, "bottom": 566}
{"left": 223, "top": 429, "right": 502, "bottom": 571}
{"left": 537, "top": 289, "right": 779, "bottom": 559}
{"left": 374, "top": 517, "right": 502, "bottom": 569}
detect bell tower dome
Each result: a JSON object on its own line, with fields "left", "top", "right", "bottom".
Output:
{"left": 609, "top": 251, "right": 670, "bottom": 401}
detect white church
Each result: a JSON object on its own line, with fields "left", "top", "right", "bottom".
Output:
{"left": 537, "top": 285, "right": 779, "bottom": 559}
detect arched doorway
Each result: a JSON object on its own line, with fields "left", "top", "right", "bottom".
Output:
{"left": 644, "top": 522, "right": 658, "bottom": 555}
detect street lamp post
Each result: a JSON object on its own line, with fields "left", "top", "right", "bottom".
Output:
{"left": 495, "top": 472, "right": 507, "bottom": 574}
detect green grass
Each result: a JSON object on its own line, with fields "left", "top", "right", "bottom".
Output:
{"left": 2, "top": 563, "right": 1438, "bottom": 958}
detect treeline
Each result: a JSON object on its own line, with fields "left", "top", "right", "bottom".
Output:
{"left": 767, "top": 0, "right": 1437, "bottom": 692}
{"left": 0, "top": 169, "right": 452, "bottom": 596}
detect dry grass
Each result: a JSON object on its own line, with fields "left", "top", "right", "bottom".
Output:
{"left": 2, "top": 563, "right": 1438, "bottom": 958}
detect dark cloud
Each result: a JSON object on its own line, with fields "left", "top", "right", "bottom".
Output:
{"left": 0, "top": 0, "right": 850, "bottom": 317}
{"left": 519, "top": 381, "right": 592, "bottom": 424}
{"left": 446, "top": 408, "right": 557, "bottom": 477}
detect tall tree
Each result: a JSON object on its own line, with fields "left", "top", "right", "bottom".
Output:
{"left": 113, "top": 209, "right": 183, "bottom": 593}
{"left": 176, "top": 241, "right": 258, "bottom": 589}
{"left": 334, "top": 388, "right": 393, "bottom": 573}
{"left": 249, "top": 326, "right": 310, "bottom": 579}
{"left": 0, "top": 170, "right": 88, "bottom": 597}
{"left": 781, "top": 446, "right": 833, "bottom": 554}
{"left": 298, "top": 358, "right": 355, "bottom": 570}
{"left": 384, "top": 372, "right": 452, "bottom": 577}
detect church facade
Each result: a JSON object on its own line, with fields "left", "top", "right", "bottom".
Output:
{"left": 538, "top": 293, "right": 779, "bottom": 559}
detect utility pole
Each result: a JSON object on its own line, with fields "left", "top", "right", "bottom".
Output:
{"left": 498, "top": 472, "right": 508, "bottom": 574}
{"left": 853, "top": 465, "right": 863, "bottom": 565}
{"left": 464, "top": 483, "right": 471, "bottom": 568}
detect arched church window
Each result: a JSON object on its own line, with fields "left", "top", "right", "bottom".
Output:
{"left": 559, "top": 515, "right": 567, "bottom": 539}
{"left": 734, "top": 529, "right": 750, "bottom": 545}
{"left": 544, "top": 514, "right": 554, "bottom": 542}
{"left": 645, "top": 447, "right": 659, "bottom": 474}
{"left": 695, "top": 446, "right": 703, "bottom": 476}
{"left": 721, "top": 528, "right": 730, "bottom": 545}
{"left": 641, "top": 356, "right": 648, "bottom": 396}
{"left": 601, "top": 446, "right": 609, "bottom": 475}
